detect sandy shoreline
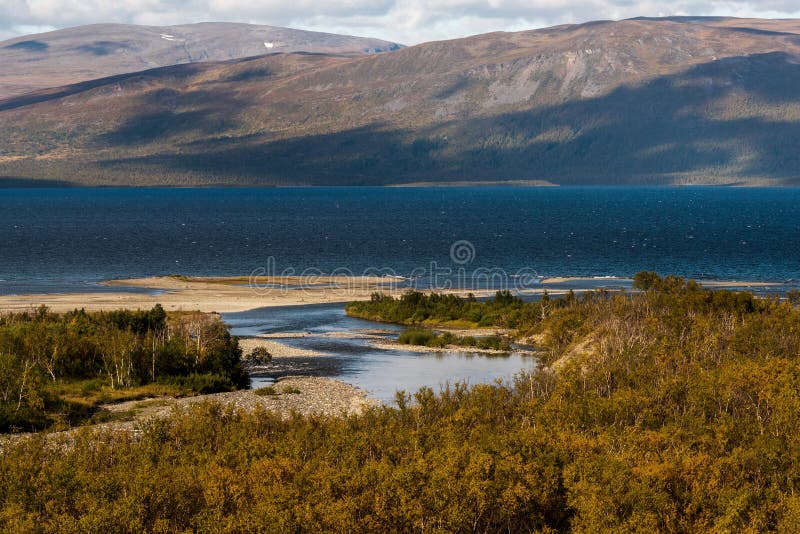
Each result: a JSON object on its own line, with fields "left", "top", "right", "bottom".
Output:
{"left": 0, "top": 275, "right": 522, "bottom": 314}
{"left": 0, "top": 275, "right": 408, "bottom": 313}
{"left": 0, "top": 275, "right": 785, "bottom": 315}
{"left": 237, "top": 331, "right": 526, "bottom": 360}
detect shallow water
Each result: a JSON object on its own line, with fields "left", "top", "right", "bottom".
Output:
{"left": 224, "top": 304, "right": 537, "bottom": 404}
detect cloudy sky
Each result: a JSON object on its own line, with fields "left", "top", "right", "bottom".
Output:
{"left": 3, "top": 0, "right": 800, "bottom": 44}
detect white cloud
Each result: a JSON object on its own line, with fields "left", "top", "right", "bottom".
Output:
{"left": 1, "top": 0, "right": 800, "bottom": 44}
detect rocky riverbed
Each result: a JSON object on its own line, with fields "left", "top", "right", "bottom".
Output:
{"left": 0, "top": 376, "right": 376, "bottom": 452}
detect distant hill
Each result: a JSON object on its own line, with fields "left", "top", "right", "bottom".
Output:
{"left": 2, "top": 17, "right": 800, "bottom": 186}
{"left": 0, "top": 22, "right": 402, "bottom": 98}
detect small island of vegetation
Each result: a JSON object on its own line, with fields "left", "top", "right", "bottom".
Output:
{"left": 397, "top": 328, "right": 512, "bottom": 351}
{"left": 346, "top": 289, "right": 525, "bottom": 328}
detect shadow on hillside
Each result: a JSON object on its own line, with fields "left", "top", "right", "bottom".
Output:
{"left": 100, "top": 125, "right": 431, "bottom": 185}
{"left": 4, "top": 40, "right": 49, "bottom": 52}
{"left": 76, "top": 41, "right": 134, "bottom": 56}
{"left": 0, "top": 63, "right": 208, "bottom": 112}
{"left": 98, "top": 87, "right": 244, "bottom": 146}
{"left": 447, "top": 51, "right": 800, "bottom": 184}
{"left": 96, "top": 51, "right": 800, "bottom": 185}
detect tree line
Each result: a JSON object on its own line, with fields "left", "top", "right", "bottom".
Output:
{"left": 0, "top": 305, "right": 248, "bottom": 432}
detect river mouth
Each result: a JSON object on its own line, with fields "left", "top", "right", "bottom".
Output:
{"left": 224, "top": 303, "right": 539, "bottom": 404}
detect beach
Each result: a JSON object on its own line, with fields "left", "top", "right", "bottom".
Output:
{"left": 0, "top": 275, "right": 405, "bottom": 313}
{"left": 1, "top": 274, "right": 520, "bottom": 314}
{"left": 0, "top": 275, "right": 783, "bottom": 315}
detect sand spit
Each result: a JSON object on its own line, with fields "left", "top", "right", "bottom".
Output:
{"left": 0, "top": 275, "right": 407, "bottom": 313}
{"left": 699, "top": 280, "right": 784, "bottom": 288}
{"left": 0, "top": 275, "right": 783, "bottom": 316}
{"left": 256, "top": 332, "right": 316, "bottom": 339}
{"left": 431, "top": 327, "right": 512, "bottom": 337}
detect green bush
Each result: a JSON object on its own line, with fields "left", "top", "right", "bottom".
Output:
{"left": 159, "top": 373, "right": 235, "bottom": 394}
{"left": 346, "top": 290, "right": 526, "bottom": 328}
{"left": 397, "top": 329, "right": 511, "bottom": 351}
{"left": 398, "top": 328, "right": 439, "bottom": 346}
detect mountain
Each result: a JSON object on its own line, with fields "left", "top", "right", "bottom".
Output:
{"left": 0, "top": 22, "right": 402, "bottom": 98}
{"left": 2, "top": 17, "right": 800, "bottom": 186}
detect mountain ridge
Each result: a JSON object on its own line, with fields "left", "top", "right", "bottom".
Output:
{"left": 2, "top": 17, "right": 800, "bottom": 186}
{"left": 0, "top": 22, "right": 402, "bottom": 99}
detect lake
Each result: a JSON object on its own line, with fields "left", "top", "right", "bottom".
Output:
{"left": 2, "top": 186, "right": 799, "bottom": 295}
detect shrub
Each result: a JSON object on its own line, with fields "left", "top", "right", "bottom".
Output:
{"left": 159, "top": 373, "right": 235, "bottom": 394}
{"left": 398, "top": 329, "right": 439, "bottom": 346}
{"left": 245, "top": 346, "right": 272, "bottom": 365}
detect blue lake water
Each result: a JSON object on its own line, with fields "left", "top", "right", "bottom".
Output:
{"left": 2, "top": 186, "right": 800, "bottom": 294}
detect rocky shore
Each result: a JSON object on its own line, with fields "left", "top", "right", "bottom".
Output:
{"left": 0, "top": 376, "right": 376, "bottom": 452}
{"left": 106, "top": 376, "right": 377, "bottom": 419}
